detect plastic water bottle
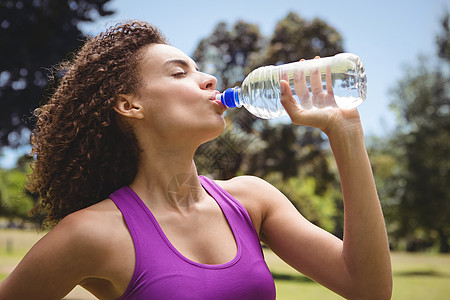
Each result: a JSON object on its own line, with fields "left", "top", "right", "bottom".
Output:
{"left": 215, "top": 53, "right": 367, "bottom": 119}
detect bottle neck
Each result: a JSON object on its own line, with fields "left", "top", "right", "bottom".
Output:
{"left": 218, "top": 87, "right": 241, "bottom": 108}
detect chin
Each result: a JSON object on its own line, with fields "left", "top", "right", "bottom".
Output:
{"left": 199, "top": 117, "right": 227, "bottom": 144}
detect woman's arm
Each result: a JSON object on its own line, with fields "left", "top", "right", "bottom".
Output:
{"left": 327, "top": 116, "right": 392, "bottom": 299}
{"left": 0, "top": 217, "right": 87, "bottom": 299}
{"left": 0, "top": 209, "right": 119, "bottom": 300}
{"left": 253, "top": 76, "right": 392, "bottom": 299}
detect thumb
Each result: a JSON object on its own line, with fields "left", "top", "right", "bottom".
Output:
{"left": 280, "top": 80, "right": 302, "bottom": 120}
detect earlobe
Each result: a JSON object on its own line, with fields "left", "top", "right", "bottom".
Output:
{"left": 114, "top": 94, "right": 144, "bottom": 119}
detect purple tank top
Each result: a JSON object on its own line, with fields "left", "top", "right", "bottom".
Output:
{"left": 109, "top": 175, "right": 276, "bottom": 300}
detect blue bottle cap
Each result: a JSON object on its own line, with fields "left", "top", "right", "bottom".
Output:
{"left": 219, "top": 87, "right": 244, "bottom": 108}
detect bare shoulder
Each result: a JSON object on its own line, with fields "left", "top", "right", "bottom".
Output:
{"left": 35, "top": 198, "right": 127, "bottom": 273}
{"left": 56, "top": 199, "right": 124, "bottom": 247}
{"left": 0, "top": 199, "right": 131, "bottom": 299}
{"left": 214, "top": 176, "right": 287, "bottom": 235}
{"left": 62, "top": 198, "right": 123, "bottom": 233}
{"left": 215, "top": 175, "right": 280, "bottom": 199}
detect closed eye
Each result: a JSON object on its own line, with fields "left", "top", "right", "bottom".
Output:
{"left": 165, "top": 58, "right": 198, "bottom": 78}
{"left": 173, "top": 71, "right": 187, "bottom": 77}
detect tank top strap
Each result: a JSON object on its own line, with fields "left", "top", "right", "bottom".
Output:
{"left": 108, "top": 186, "right": 157, "bottom": 299}
{"left": 108, "top": 179, "right": 275, "bottom": 300}
{"left": 198, "top": 176, "right": 260, "bottom": 240}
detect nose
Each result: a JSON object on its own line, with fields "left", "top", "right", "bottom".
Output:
{"left": 200, "top": 72, "right": 217, "bottom": 90}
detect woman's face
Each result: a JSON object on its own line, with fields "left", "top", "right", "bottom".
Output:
{"left": 132, "top": 43, "right": 227, "bottom": 145}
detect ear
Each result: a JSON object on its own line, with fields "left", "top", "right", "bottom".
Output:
{"left": 114, "top": 94, "right": 144, "bottom": 120}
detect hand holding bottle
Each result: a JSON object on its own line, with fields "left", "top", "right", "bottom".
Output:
{"left": 216, "top": 53, "right": 367, "bottom": 119}
{"left": 279, "top": 60, "right": 362, "bottom": 137}
{"left": 281, "top": 57, "right": 338, "bottom": 110}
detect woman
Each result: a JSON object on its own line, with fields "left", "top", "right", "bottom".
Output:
{"left": 0, "top": 21, "right": 392, "bottom": 299}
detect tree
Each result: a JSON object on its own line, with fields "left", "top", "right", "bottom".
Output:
{"left": 193, "top": 12, "right": 344, "bottom": 181}
{"left": 387, "top": 12, "right": 450, "bottom": 252}
{"left": 193, "top": 12, "right": 346, "bottom": 236}
{"left": 265, "top": 12, "right": 343, "bottom": 64}
{"left": 193, "top": 20, "right": 263, "bottom": 92}
{"left": 0, "top": 0, "right": 113, "bottom": 147}
{"left": 0, "top": 162, "right": 32, "bottom": 222}
{"left": 193, "top": 12, "right": 345, "bottom": 178}
{"left": 246, "top": 12, "right": 343, "bottom": 184}
{"left": 0, "top": 154, "right": 43, "bottom": 226}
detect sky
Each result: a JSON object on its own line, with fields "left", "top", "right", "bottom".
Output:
{"left": 0, "top": 0, "right": 448, "bottom": 168}
{"left": 79, "top": 0, "right": 448, "bottom": 135}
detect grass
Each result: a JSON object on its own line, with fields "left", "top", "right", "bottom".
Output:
{"left": 1, "top": 229, "right": 450, "bottom": 299}
{"left": 265, "top": 248, "right": 450, "bottom": 299}
{"left": 264, "top": 249, "right": 345, "bottom": 299}
{"left": 389, "top": 252, "right": 450, "bottom": 299}
{"left": 0, "top": 229, "right": 45, "bottom": 282}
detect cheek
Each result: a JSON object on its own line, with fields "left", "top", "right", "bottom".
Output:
{"left": 145, "top": 81, "right": 198, "bottom": 105}
{"left": 143, "top": 93, "right": 196, "bottom": 129}
{"left": 139, "top": 83, "right": 213, "bottom": 129}
{"left": 156, "top": 92, "right": 204, "bottom": 119}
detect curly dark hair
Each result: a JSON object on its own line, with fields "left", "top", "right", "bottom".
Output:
{"left": 27, "top": 21, "right": 167, "bottom": 227}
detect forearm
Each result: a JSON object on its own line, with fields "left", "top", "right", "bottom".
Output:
{"left": 327, "top": 124, "right": 392, "bottom": 299}
{"left": 279, "top": 79, "right": 392, "bottom": 297}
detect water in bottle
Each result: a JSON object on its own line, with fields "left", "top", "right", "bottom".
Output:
{"left": 216, "top": 53, "right": 367, "bottom": 119}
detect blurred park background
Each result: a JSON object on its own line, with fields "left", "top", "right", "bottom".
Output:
{"left": 0, "top": 0, "right": 449, "bottom": 298}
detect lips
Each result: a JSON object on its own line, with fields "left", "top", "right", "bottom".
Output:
{"left": 214, "top": 99, "right": 227, "bottom": 111}
{"left": 210, "top": 91, "right": 227, "bottom": 112}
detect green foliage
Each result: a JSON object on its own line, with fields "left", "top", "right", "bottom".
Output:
{"left": 265, "top": 173, "right": 339, "bottom": 234}
{"left": 194, "top": 10, "right": 450, "bottom": 252}
{"left": 192, "top": 20, "right": 263, "bottom": 91}
{"left": 266, "top": 12, "right": 344, "bottom": 64}
{"left": 193, "top": 11, "right": 344, "bottom": 182}
{"left": 437, "top": 12, "right": 450, "bottom": 61}
{"left": 0, "top": 166, "right": 33, "bottom": 219}
{"left": 193, "top": 12, "right": 344, "bottom": 91}
{"left": 194, "top": 12, "right": 346, "bottom": 236}
{"left": 384, "top": 12, "right": 450, "bottom": 252}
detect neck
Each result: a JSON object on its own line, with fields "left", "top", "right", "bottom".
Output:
{"left": 129, "top": 141, "right": 206, "bottom": 212}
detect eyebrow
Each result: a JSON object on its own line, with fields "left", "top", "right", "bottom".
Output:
{"left": 164, "top": 59, "right": 199, "bottom": 71}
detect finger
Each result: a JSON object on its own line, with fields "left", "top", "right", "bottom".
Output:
{"left": 280, "top": 69, "right": 289, "bottom": 86}
{"left": 280, "top": 80, "right": 294, "bottom": 103}
{"left": 325, "top": 65, "right": 338, "bottom": 108}
{"left": 311, "top": 56, "right": 323, "bottom": 96}
{"left": 279, "top": 70, "right": 292, "bottom": 107}
{"left": 325, "top": 65, "right": 333, "bottom": 96}
{"left": 310, "top": 67, "right": 323, "bottom": 95}
{"left": 293, "top": 59, "right": 308, "bottom": 96}
{"left": 293, "top": 69, "right": 311, "bottom": 109}
{"left": 280, "top": 79, "right": 326, "bottom": 127}
{"left": 280, "top": 80, "right": 302, "bottom": 118}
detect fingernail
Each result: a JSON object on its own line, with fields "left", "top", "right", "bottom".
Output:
{"left": 280, "top": 81, "right": 286, "bottom": 93}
